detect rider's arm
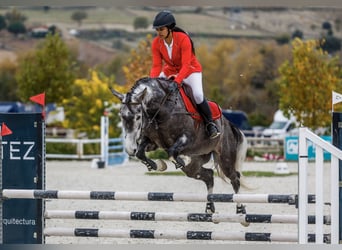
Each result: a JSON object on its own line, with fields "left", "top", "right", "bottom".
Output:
{"left": 150, "top": 38, "right": 163, "bottom": 78}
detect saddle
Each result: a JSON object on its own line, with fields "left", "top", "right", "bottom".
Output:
{"left": 179, "top": 85, "right": 222, "bottom": 121}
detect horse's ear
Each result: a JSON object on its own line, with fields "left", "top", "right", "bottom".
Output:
{"left": 136, "top": 87, "right": 147, "bottom": 102}
{"left": 109, "top": 86, "right": 124, "bottom": 101}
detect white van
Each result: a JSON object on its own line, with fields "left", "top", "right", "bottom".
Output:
{"left": 262, "top": 110, "right": 296, "bottom": 140}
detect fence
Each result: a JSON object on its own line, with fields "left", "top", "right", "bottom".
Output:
{"left": 46, "top": 116, "right": 128, "bottom": 165}
{"left": 45, "top": 136, "right": 283, "bottom": 160}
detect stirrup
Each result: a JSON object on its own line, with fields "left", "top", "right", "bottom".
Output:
{"left": 206, "top": 122, "right": 220, "bottom": 139}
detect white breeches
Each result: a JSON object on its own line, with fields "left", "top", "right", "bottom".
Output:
{"left": 159, "top": 72, "right": 204, "bottom": 104}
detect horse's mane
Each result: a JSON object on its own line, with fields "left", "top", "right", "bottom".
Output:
{"left": 126, "top": 77, "right": 150, "bottom": 103}
{"left": 126, "top": 77, "right": 170, "bottom": 103}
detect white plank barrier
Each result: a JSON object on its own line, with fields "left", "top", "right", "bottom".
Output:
{"left": 298, "top": 127, "right": 341, "bottom": 244}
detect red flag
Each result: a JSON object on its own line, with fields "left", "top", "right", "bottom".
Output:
{"left": 1, "top": 122, "right": 12, "bottom": 136}
{"left": 30, "top": 92, "right": 45, "bottom": 106}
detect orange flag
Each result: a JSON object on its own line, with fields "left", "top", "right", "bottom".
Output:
{"left": 1, "top": 122, "right": 13, "bottom": 136}
{"left": 30, "top": 92, "right": 45, "bottom": 106}
{"left": 30, "top": 92, "right": 46, "bottom": 119}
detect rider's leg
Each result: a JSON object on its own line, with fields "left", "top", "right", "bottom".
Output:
{"left": 196, "top": 99, "right": 220, "bottom": 139}
{"left": 183, "top": 73, "right": 220, "bottom": 139}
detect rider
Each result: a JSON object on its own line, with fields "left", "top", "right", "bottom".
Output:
{"left": 150, "top": 10, "right": 220, "bottom": 139}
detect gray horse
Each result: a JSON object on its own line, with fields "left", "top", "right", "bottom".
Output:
{"left": 110, "top": 77, "right": 248, "bottom": 220}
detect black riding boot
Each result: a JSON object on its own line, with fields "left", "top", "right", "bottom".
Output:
{"left": 197, "top": 99, "right": 220, "bottom": 139}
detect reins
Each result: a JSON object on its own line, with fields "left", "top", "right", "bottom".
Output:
{"left": 148, "top": 89, "right": 173, "bottom": 126}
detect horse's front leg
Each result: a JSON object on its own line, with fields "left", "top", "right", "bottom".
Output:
{"left": 135, "top": 137, "right": 167, "bottom": 171}
{"left": 166, "top": 134, "right": 192, "bottom": 169}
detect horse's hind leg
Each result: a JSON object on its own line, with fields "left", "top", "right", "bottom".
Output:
{"left": 181, "top": 155, "right": 215, "bottom": 213}
{"left": 215, "top": 143, "right": 249, "bottom": 226}
{"left": 166, "top": 135, "right": 192, "bottom": 169}
{"left": 229, "top": 170, "right": 247, "bottom": 214}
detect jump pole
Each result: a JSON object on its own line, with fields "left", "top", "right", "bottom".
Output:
{"left": 43, "top": 210, "right": 331, "bottom": 225}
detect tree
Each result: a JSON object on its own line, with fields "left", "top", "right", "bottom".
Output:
{"left": 16, "top": 34, "right": 76, "bottom": 105}
{"left": 320, "top": 35, "right": 341, "bottom": 54}
{"left": 122, "top": 34, "right": 153, "bottom": 86}
{"left": 7, "top": 21, "right": 26, "bottom": 36}
{"left": 291, "top": 29, "right": 303, "bottom": 39}
{"left": 62, "top": 70, "right": 127, "bottom": 138}
{"left": 43, "top": 6, "right": 51, "bottom": 13}
{"left": 0, "top": 15, "right": 6, "bottom": 31}
{"left": 4, "top": 8, "right": 26, "bottom": 23}
{"left": 4, "top": 8, "right": 27, "bottom": 36}
{"left": 278, "top": 38, "right": 342, "bottom": 129}
{"left": 133, "top": 16, "right": 149, "bottom": 30}
{"left": 71, "top": 11, "right": 88, "bottom": 27}
{"left": 197, "top": 39, "right": 275, "bottom": 112}
{"left": 322, "top": 21, "right": 332, "bottom": 30}
{"left": 0, "top": 59, "right": 18, "bottom": 101}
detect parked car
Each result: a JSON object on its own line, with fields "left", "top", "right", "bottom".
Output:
{"left": 262, "top": 110, "right": 296, "bottom": 140}
{"left": 0, "top": 102, "right": 26, "bottom": 113}
{"left": 222, "top": 109, "right": 255, "bottom": 137}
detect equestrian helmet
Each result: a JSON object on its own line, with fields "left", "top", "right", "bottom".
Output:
{"left": 153, "top": 10, "right": 176, "bottom": 29}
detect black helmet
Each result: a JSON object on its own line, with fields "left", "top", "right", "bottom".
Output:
{"left": 153, "top": 10, "right": 176, "bottom": 29}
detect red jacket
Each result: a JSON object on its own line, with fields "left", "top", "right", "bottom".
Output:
{"left": 150, "top": 31, "right": 202, "bottom": 84}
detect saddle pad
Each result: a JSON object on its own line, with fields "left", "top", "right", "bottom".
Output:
{"left": 179, "top": 87, "right": 222, "bottom": 121}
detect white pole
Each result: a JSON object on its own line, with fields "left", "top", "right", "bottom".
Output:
{"left": 315, "top": 146, "right": 324, "bottom": 243}
{"left": 100, "top": 116, "right": 109, "bottom": 167}
{"left": 331, "top": 155, "right": 339, "bottom": 244}
{"left": 298, "top": 127, "right": 308, "bottom": 244}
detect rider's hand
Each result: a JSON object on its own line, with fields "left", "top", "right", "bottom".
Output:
{"left": 168, "top": 74, "right": 177, "bottom": 81}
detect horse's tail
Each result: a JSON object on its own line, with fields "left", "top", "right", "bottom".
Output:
{"left": 235, "top": 131, "right": 248, "bottom": 173}
{"left": 235, "top": 130, "right": 253, "bottom": 190}
{"left": 215, "top": 124, "right": 250, "bottom": 189}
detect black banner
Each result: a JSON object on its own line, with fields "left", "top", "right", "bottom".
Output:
{"left": 332, "top": 112, "right": 342, "bottom": 243}
{"left": 0, "top": 113, "right": 44, "bottom": 244}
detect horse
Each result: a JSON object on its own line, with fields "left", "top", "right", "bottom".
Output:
{"left": 110, "top": 77, "right": 249, "bottom": 223}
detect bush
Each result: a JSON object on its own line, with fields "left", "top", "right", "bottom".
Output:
{"left": 147, "top": 149, "right": 168, "bottom": 159}
{"left": 7, "top": 21, "right": 26, "bottom": 35}
{"left": 275, "top": 34, "right": 290, "bottom": 45}
{"left": 46, "top": 142, "right": 77, "bottom": 155}
{"left": 46, "top": 141, "right": 101, "bottom": 156}
{"left": 133, "top": 16, "right": 149, "bottom": 30}
{"left": 291, "top": 29, "right": 303, "bottom": 39}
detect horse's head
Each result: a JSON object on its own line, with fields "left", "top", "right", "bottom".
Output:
{"left": 110, "top": 77, "right": 167, "bottom": 156}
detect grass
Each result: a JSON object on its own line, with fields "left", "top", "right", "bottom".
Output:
{"left": 145, "top": 171, "right": 297, "bottom": 177}
{"left": 1, "top": 7, "right": 269, "bottom": 38}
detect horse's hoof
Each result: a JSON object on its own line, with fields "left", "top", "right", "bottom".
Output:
{"left": 179, "top": 154, "right": 191, "bottom": 165}
{"left": 241, "top": 221, "right": 250, "bottom": 227}
{"left": 173, "top": 161, "right": 183, "bottom": 169}
{"left": 236, "top": 204, "right": 247, "bottom": 214}
{"left": 172, "top": 157, "right": 185, "bottom": 169}
{"left": 155, "top": 159, "right": 167, "bottom": 171}
{"left": 175, "top": 156, "right": 185, "bottom": 168}
{"left": 205, "top": 202, "right": 215, "bottom": 214}
{"left": 142, "top": 160, "right": 157, "bottom": 171}
{"left": 236, "top": 204, "right": 250, "bottom": 227}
